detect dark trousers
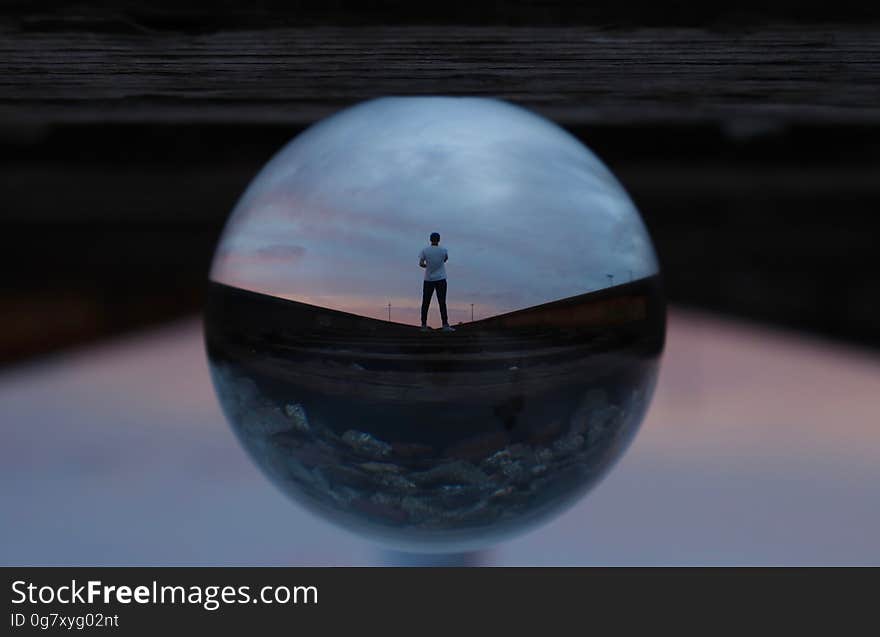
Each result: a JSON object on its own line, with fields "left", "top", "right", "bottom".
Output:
{"left": 421, "top": 279, "right": 448, "bottom": 325}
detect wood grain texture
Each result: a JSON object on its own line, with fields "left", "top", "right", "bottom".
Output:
{"left": 2, "top": 26, "right": 879, "bottom": 124}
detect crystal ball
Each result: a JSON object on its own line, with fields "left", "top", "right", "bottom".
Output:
{"left": 205, "top": 97, "right": 665, "bottom": 552}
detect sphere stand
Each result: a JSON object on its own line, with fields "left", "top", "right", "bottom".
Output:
{"left": 381, "top": 550, "right": 487, "bottom": 567}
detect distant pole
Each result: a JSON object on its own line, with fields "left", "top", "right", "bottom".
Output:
{"left": 607, "top": 274, "right": 614, "bottom": 287}
{"left": 629, "top": 269, "right": 633, "bottom": 282}
{"left": 387, "top": 303, "right": 391, "bottom": 321}
{"left": 471, "top": 303, "right": 474, "bottom": 321}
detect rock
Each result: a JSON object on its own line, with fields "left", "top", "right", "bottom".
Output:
{"left": 379, "top": 473, "right": 417, "bottom": 492}
{"left": 359, "top": 462, "right": 400, "bottom": 473}
{"left": 482, "top": 448, "right": 512, "bottom": 471}
{"left": 401, "top": 495, "right": 439, "bottom": 523}
{"left": 210, "top": 365, "right": 258, "bottom": 408}
{"left": 370, "top": 492, "right": 402, "bottom": 508}
{"left": 490, "top": 485, "right": 515, "bottom": 499}
{"left": 586, "top": 405, "right": 623, "bottom": 445}
{"left": 246, "top": 405, "right": 294, "bottom": 436}
{"left": 342, "top": 430, "right": 392, "bottom": 459}
{"left": 591, "top": 404, "right": 622, "bottom": 429}
{"left": 283, "top": 403, "right": 311, "bottom": 434}
{"left": 437, "top": 485, "right": 484, "bottom": 509}
{"left": 320, "top": 463, "right": 375, "bottom": 490}
{"left": 280, "top": 455, "right": 317, "bottom": 487}
{"left": 535, "top": 447, "right": 554, "bottom": 464}
{"left": 501, "top": 461, "right": 531, "bottom": 483}
{"left": 411, "top": 460, "right": 489, "bottom": 487}
{"left": 481, "top": 444, "right": 537, "bottom": 485}
{"left": 570, "top": 388, "right": 608, "bottom": 435}
{"left": 530, "top": 464, "right": 548, "bottom": 476}
{"left": 500, "top": 460, "right": 530, "bottom": 484}
{"left": 552, "top": 433, "right": 585, "bottom": 456}
{"left": 327, "top": 486, "right": 360, "bottom": 506}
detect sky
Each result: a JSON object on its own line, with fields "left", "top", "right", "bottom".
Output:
{"left": 211, "top": 97, "right": 659, "bottom": 325}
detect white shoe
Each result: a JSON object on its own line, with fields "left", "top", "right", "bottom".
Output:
{"left": 441, "top": 325, "right": 455, "bottom": 332}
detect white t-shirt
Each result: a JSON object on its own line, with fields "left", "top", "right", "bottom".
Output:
{"left": 419, "top": 245, "right": 448, "bottom": 281}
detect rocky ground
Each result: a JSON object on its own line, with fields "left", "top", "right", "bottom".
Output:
{"left": 210, "top": 360, "right": 652, "bottom": 539}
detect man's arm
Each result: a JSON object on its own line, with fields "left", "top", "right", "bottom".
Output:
{"left": 419, "top": 250, "right": 426, "bottom": 268}
{"left": 444, "top": 249, "right": 448, "bottom": 263}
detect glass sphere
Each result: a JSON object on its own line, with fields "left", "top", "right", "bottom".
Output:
{"left": 205, "top": 97, "right": 665, "bottom": 552}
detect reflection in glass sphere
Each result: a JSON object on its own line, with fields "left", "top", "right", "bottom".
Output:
{"left": 205, "top": 97, "right": 665, "bottom": 552}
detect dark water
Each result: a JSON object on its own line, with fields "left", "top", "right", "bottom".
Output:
{"left": 205, "top": 278, "right": 664, "bottom": 552}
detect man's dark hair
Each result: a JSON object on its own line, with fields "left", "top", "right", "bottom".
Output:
{"left": 430, "top": 232, "right": 440, "bottom": 243}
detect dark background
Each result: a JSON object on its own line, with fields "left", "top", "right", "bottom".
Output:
{"left": 3, "top": 1, "right": 879, "bottom": 364}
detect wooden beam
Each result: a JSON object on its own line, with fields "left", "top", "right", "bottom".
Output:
{"left": 2, "top": 26, "right": 879, "bottom": 125}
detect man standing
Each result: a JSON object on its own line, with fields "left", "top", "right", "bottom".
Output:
{"left": 419, "top": 232, "right": 454, "bottom": 332}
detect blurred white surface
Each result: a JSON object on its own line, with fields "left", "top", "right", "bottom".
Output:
{"left": 2, "top": 309, "right": 879, "bottom": 565}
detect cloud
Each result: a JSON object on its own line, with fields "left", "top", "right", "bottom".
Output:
{"left": 255, "top": 244, "right": 306, "bottom": 261}
{"left": 210, "top": 97, "right": 659, "bottom": 323}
